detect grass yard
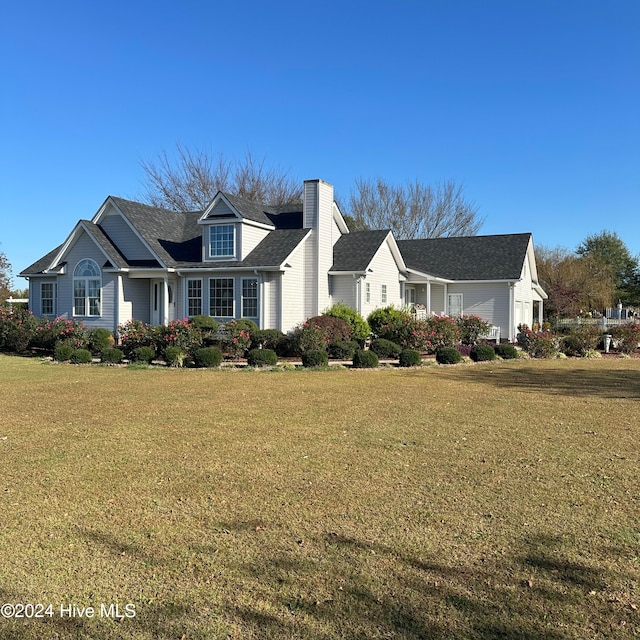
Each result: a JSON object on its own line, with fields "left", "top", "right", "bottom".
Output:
{"left": 0, "top": 355, "right": 639, "bottom": 639}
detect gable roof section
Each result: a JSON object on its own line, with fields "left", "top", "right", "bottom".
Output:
{"left": 202, "top": 192, "right": 304, "bottom": 229}
{"left": 331, "top": 230, "right": 394, "bottom": 272}
{"left": 109, "top": 197, "right": 201, "bottom": 268}
{"left": 397, "top": 233, "right": 532, "bottom": 280}
{"left": 20, "top": 245, "right": 64, "bottom": 276}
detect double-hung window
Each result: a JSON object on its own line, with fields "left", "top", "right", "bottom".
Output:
{"left": 209, "top": 224, "right": 235, "bottom": 258}
{"left": 381, "top": 284, "right": 387, "bottom": 304}
{"left": 242, "top": 278, "right": 258, "bottom": 318}
{"left": 41, "top": 282, "right": 56, "bottom": 316}
{"left": 73, "top": 259, "right": 101, "bottom": 316}
{"left": 187, "top": 279, "right": 202, "bottom": 316}
{"left": 210, "top": 278, "right": 234, "bottom": 317}
{"left": 365, "top": 282, "right": 371, "bottom": 303}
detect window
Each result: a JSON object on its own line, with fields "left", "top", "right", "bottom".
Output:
{"left": 381, "top": 284, "right": 387, "bottom": 304}
{"left": 209, "top": 224, "right": 235, "bottom": 258}
{"left": 187, "top": 279, "right": 202, "bottom": 316}
{"left": 210, "top": 278, "right": 234, "bottom": 317}
{"left": 448, "top": 293, "right": 463, "bottom": 318}
{"left": 242, "top": 278, "right": 258, "bottom": 318}
{"left": 73, "top": 259, "right": 101, "bottom": 316}
{"left": 365, "top": 282, "right": 370, "bottom": 303}
{"left": 41, "top": 283, "right": 56, "bottom": 316}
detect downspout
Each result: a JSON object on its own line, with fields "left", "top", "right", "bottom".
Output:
{"left": 114, "top": 274, "right": 121, "bottom": 339}
{"left": 426, "top": 279, "right": 431, "bottom": 315}
{"left": 508, "top": 282, "right": 515, "bottom": 341}
{"left": 162, "top": 276, "right": 169, "bottom": 325}
{"left": 254, "top": 270, "right": 263, "bottom": 329}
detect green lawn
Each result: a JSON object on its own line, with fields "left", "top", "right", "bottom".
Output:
{"left": 0, "top": 355, "right": 638, "bottom": 639}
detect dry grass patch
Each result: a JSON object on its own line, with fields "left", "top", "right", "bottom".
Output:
{"left": 0, "top": 355, "right": 638, "bottom": 639}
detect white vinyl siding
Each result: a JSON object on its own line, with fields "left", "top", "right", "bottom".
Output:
{"left": 281, "top": 244, "right": 306, "bottom": 332}
{"left": 447, "top": 282, "right": 511, "bottom": 337}
{"left": 240, "top": 224, "right": 270, "bottom": 260}
{"left": 330, "top": 275, "right": 358, "bottom": 311}
{"left": 359, "top": 240, "right": 403, "bottom": 318}
{"left": 119, "top": 277, "right": 150, "bottom": 325}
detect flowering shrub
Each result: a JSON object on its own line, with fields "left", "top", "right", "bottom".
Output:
{"left": 610, "top": 323, "right": 640, "bottom": 355}
{"left": 456, "top": 315, "right": 492, "bottom": 345}
{"left": 516, "top": 328, "right": 559, "bottom": 358}
{"left": 155, "top": 318, "right": 203, "bottom": 357}
{"left": 118, "top": 320, "right": 157, "bottom": 356}
{"left": 0, "top": 308, "right": 39, "bottom": 353}
{"left": 373, "top": 313, "right": 459, "bottom": 353}
{"left": 424, "top": 315, "right": 461, "bottom": 351}
{"left": 290, "top": 321, "right": 329, "bottom": 354}
{"left": 223, "top": 320, "right": 252, "bottom": 358}
{"left": 31, "top": 317, "right": 89, "bottom": 352}
{"left": 559, "top": 325, "right": 601, "bottom": 357}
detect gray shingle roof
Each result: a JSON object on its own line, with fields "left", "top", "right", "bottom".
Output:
{"left": 397, "top": 233, "right": 532, "bottom": 280}
{"left": 80, "top": 221, "right": 130, "bottom": 269}
{"left": 218, "top": 193, "right": 303, "bottom": 228}
{"left": 331, "top": 230, "right": 391, "bottom": 272}
{"left": 20, "top": 245, "right": 63, "bottom": 276}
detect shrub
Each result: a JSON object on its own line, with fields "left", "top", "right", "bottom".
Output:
{"left": 494, "top": 343, "right": 518, "bottom": 359}
{"left": 470, "top": 344, "right": 497, "bottom": 362}
{"left": 193, "top": 347, "right": 223, "bottom": 368}
{"left": 190, "top": 315, "right": 219, "bottom": 345}
{"left": 53, "top": 342, "right": 74, "bottom": 362}
{"left": 517, "top": 329, "right": 559, "bottom": 358}
{"left": 88, "top": 328, "right": 114, "bottom": 354}
{"left": 131, "top": 346, "right": 156, "bottom": 363}
{"left": 118, "top": 320, "right": 156, "bottom": 356}
{"left": 610, "top": 323, "right": 640, "bottom": 355}
{"left": 233, "top": 318, "right": 260, "bottom": 334}
{"left": 101, "top": 347, "right": 124, "bottom": 364}
{"left": 457, "top": 315, "right": 492, "bottom": 345}
{"left": 302, "top": 350, "right": 328, "bottom": 368}
{"left": 560, "top": 325, "right": 601, "bottom": 357}
{"left": 251, "top": 329, "right": 286, "bottom": 352}
{"left": 436, "top": 347, "right": 462, "bottom": 365}
{"left": 399, "top": 349, "right": 422, "bottom": 367}
{"left": 0, "top": 308, "right": 41, "bottom": 353}
{"left": 70, "top": 348, "right": 93, "bottom": 364}
{"left": 327, "top": 340, "right": 359, "bottom": 360}
{"left": 455, "top": 344, "right": 472, "bottom": 358}
{"left": 163, "top": 346, "right": 185, "bottom": 367}
{"left": 247, "top": 348, "right": 278, "bottom": 367}
{"left": 367, "top": 306, "right": 409, "bottom": 338}
{"left": 155, "top": 319, "right": 202, "bottom": 357}
{"left": 290, "top": 321, "right": 329, "bottom": 354}
{"left": 223, "top": 320, "right": 253, "bottom": 358}
{"left": 323, "top": 302, "right": 370, "bottom": 342}
{"left": 353, "top": 349, "right": 379, "bottom": 368}
{"left": 308, "top": 315, "right": 352, "bottom": 343}
{"left": 370, "top": 338, "right": 402, "bottom": 359}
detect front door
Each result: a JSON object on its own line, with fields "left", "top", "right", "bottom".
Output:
{"left": 404, "top": 286, "right": 416, "bottom": 308}
{"left": 151, "top": 280, "right": 164, "bottom": 326}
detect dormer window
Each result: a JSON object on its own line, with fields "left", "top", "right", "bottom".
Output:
{"left": 209, "top": 224, "right": 235, "bottom": 259}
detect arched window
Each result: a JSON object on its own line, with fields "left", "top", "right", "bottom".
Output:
{"left": 73, "top": 259, "right": 101, "bottom": 316}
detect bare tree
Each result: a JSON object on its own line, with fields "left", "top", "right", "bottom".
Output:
{"left": 139, "top": 145, "right": 302, "bottom": 211}
{"left": 536, "top": 245, "right": 615, "bottom": 318}
{"left": 348, "top": 178, "right": 483, "bottom": 239}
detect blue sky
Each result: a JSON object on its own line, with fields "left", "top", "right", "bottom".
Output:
{"left": 1, "top": 0, "right": 638, "bottom": 288}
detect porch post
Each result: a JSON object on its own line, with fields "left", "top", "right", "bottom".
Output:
{"left": 426, "top": 280, "right": 431, "bottom": 314}
{"left": 162, "top": 277, "right": 169, "bottom": 325}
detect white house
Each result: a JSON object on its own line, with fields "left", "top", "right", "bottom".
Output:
{"left": 21, "top": 179, "right": 546, "bottom": 341}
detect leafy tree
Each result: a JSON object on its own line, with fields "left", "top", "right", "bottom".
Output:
{"left": 347, "top": 178, "right": 483, "bottom": 239}
{"left": 536, "top": 245, "right": 615, "bottom": 318}
{"left": 576, "top": 231, "right": 640, "bottom": 305}
{"left": 139, "top": 145, "right": 302, "bottom": 211}
{"left": 0, "top": 251, "right": 12, "bottom": 305}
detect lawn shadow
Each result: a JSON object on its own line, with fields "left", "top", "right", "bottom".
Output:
{"left": 450, "top": 363, "right": 640, "bottom": 399}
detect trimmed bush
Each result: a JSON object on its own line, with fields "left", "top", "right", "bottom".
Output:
{"left": 223, "top": 320, "right": 253, "bottom": 358}
{"left": 164, "top": 346, "right": 185, "bottom": 367}
{"left": 53, "top": 342, "right": 74, "bottom": 362}
{"left": 70, "top": 348, "right": 93, "bottom": 364}
{"left": 101, "top": 347, "right": 124, "bottom": 364}
{"left": 247, "top": 348, "right": 278, "bottom": 367}
{"left": 327, "top": 340, "right": 359, "bottom": 360}
{"left": 470, "top": 344, "right": 497, "bottom": 362}
{"left": 302, "top": 349, "right": 329, "bottom": 368}
{"left": 436, "top": 347, "right": 462, "bottom": 365}
{"left": 155, "top": 319, "right": 203, "bottom": 357}
{"left": 193, "top": 347, "right": 223, "bottom": 368}
{"left": 131, "top": 346, "right": 156, "bottom": 363}
{"left": 322, "top": 302, "right": 370, "bottom": 342}
{"left": 352, "top": 349, "right": 379, "bottom": 368}
{"left": 307, "top": 315, "right": 352, "bottom": 343}
{"left": 399, "top": 349, "right": 422, "bottom": 367}
{"left": 191, "top": 315, "right": 219, "bottom": 345}
{"left": 88, "top": 328, "right": 114, "bottom": 354}
{"left": 367, "top": 306, "right": 409, "bottom": 338}
{"left": 494, "top": 343, "right": 518, "bottom": 359}
{"left": 251, "top": 329, "right": 286, "bottom": 351}
{"left": 370, "top": 338, "right": 402, "bottom": 359}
